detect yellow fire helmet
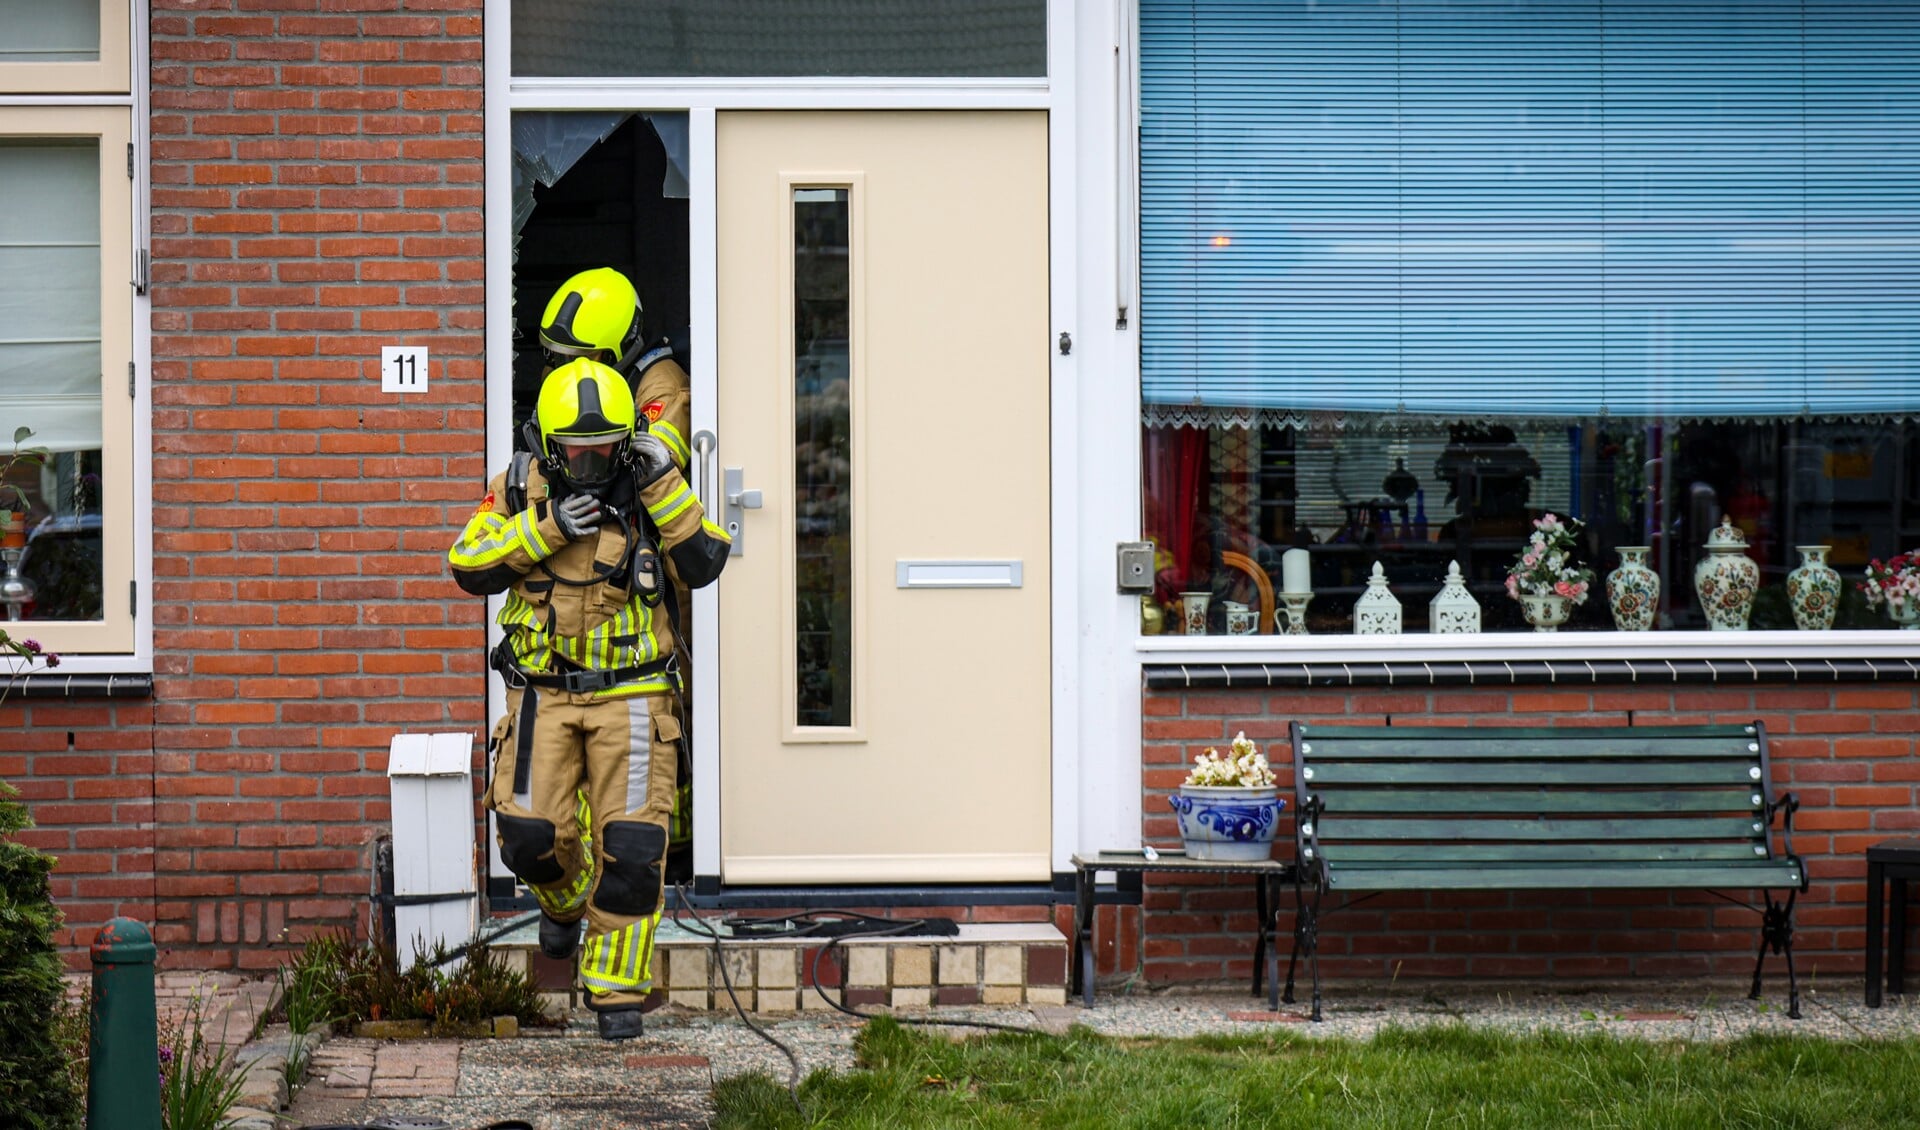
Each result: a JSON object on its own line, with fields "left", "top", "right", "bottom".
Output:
{"left": 539, "top": 267, "right": 642, "bottom": 364}
{"left": 536, "top": 357, "right": 637, "bottom": 490}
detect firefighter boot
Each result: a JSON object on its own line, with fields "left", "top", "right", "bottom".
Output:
{"left": 594, "top": 1004, "right": 646, "bottom": 1041}
{"left": 538, "top": 912, "right": 581, "bottom": 960}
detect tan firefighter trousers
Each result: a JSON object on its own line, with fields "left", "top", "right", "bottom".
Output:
{"left": 487, "top": 683, "right": 681, "bottom": 1009}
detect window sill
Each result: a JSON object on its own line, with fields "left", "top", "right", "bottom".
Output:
{"left": 1135, "top": 629, "right": 1920, "bottom": 665}
{"left": 0, "top": 671, "right": 153, "bottom": 699}
{"left": 1142, "top": 655, "right": 1920, "bottom": 689}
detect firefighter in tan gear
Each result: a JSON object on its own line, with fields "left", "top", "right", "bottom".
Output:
{"left": 448, "top": 357, "right": 728, "bottom": 1040}
{"left": 538, "top": 268, "right": 698, "bottom": 872}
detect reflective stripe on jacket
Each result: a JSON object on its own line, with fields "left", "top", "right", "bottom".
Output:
{"left": 448, "top": 459, "right": 730, "bottom": 697}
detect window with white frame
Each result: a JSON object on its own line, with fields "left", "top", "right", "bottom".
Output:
{"left": 0, "top": 0, "right": 135, "bottom": 653}
{"left": 1138, "top": 0, "right": 1920, "bottom": 639}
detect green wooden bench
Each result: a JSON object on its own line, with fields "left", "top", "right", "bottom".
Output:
{"left": 1283, "top": 721, "right": 1807, "bottom": 1021}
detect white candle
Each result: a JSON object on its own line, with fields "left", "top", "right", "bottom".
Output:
{"left": 1282, "top": 548, "right": 1311, "bottom": 595}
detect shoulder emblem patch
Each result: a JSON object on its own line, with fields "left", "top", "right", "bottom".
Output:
{"left": 641, "top": 400, "right": 665, "bottom": 423}
{"left": 474, "top": 491, "right": 496, "bottom": 517}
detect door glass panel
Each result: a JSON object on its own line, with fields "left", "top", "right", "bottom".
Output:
{"left": 0, "top": 0, "right": 101, "bottom": 64}
{"left": 511, "top": 0, "right": 1046, "bottom": 79}
{"left": 794, "top": 188, "right": 851, "bottom": 727}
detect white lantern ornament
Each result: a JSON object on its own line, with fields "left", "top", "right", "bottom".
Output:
{"left": 1429, "top": 560, "right": 1481, "bottom": 633}
{"left": 1353, "top": 561, "right": 1402, "bottom": 635}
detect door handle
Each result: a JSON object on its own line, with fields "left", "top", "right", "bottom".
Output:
{"left": 693, "top": 430, "right": 716, "bottom": 510}
{"left": 723, "top": 466, "right": 761, "bottom": 557}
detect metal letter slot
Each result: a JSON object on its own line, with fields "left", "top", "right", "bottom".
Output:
{"left": 723, "top": 466, "right": 761, "bottom": 557}
{"left": 895, "top": 560, "right": 1023, "bottom": 589}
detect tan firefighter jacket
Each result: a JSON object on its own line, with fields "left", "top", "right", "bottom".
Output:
{"left": 631, "top": 347, "right": 691, "bottom": 472}
{"left": 447, "top": 456, "right": 729, "bottom": 698}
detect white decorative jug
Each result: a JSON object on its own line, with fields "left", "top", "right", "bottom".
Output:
{"left": 1693, "top": 518, "right": 1759, "bottom": 631}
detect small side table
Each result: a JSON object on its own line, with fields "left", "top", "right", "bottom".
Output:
{"left": 1865, "top": 838, "right": 1920, "bottom": 1008}
{"left": 1070, "top": 850, "right": 1295, "bottom": 1010}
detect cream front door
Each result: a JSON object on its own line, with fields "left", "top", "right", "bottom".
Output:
{"left": 715, "top": 111, "right": 1051, "bottom": 884}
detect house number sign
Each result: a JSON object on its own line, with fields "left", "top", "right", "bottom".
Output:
{"left": 381, "top": 345, "right": 429, "bottom": 394}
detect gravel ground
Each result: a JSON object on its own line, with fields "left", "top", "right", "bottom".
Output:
{"left": 284, "top": 981, "right": 1920, "bottom": 1128}
{"left": 1050, "top": 978, "right": 1920, "bottom": 1044}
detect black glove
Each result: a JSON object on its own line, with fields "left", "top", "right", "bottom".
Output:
{"left": 553, "top": 492, "right": 603, "bottom": 541}
{"left": 628, "top": 431, "right": 676, "bottom": 487}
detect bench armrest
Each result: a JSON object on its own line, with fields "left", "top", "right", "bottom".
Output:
{"left": 1767, "top": 790, "right": 1807, "bottom": 890}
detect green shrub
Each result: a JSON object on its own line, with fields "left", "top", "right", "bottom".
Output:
{"left": 275, "top": 932, "right": 345, "bottom": 1093}
{"left": 0, "top": 777, "right": 84, "bottom": 1130}
{"left": 49, "top": 986, "right": 89, "bottom": 1115}
{"left": 284, "top": 932, "right": 552, "bottom": 1033}
{"left": 159, "top": 997, "right": 246, "bottom": 1130}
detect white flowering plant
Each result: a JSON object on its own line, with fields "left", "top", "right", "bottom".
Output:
{"left": 1860, "top": 552, "right": 1920, "bottom": 613}
{"left": 1182, "top": 731, "right": 1277, "bottom": 789}
{"left": 1504, "top": 512, "right": 1594, "bottom": 605}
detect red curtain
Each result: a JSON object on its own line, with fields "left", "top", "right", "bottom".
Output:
{"left": 1142, "top": 424, "right": 1209, "bottom": 604}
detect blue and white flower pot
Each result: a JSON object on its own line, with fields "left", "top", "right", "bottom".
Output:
{"left": 1169, "top": 785, "right": 1286, "bottom": 861}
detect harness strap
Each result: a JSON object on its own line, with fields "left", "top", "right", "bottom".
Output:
{"left": 491, "top": 637, "right": 674, "bottom": 693}
{"left": 507, "top": 449, "right": 535, "bottom": 512}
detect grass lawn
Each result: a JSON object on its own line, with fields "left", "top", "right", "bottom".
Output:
{"left": 714, "top": 1017, "right": 1920, "bottom": 1129}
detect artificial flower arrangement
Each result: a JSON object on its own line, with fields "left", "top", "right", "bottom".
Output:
{"left": 1860, "top": 552, "right": 1920, "bottom": 615}
{"left": 1504, "top": 512, "right": 1594, "bottom": 605}
{"left": 1183, "top": 731, "right": 1277, "bottom": 789}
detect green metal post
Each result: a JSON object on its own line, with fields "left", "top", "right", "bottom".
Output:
{"left": 88, "top": 917, "right": 163, "bottom": 1130}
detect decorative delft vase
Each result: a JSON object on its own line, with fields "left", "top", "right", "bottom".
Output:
{"left": 1785, "top": 545, "right": 1841, "bottom": 632}
{"left": 1889, "top": 602, "right": 1920, "bottom": 631}
{"left": 1605, "top": 546, "right": 1659, "bottom": 632}
{"left": 1693, "top": 517, "right": 1759, "bottom": 631}
{"left": 1169, "top": 786, "right": 1286, "bottom": 862}
{"left": 1517, "top": 592, "right": 1572, "bottom": 632}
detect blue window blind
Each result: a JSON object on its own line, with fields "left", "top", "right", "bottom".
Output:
{"left": 1140, "top": 0, "right": 1920, "bottom": 422}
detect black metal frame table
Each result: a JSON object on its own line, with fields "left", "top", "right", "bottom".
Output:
{"left": 1866, "top": 838, "right": 1920, "bottom": 1008}
{"left": 1070, "top": 850, "right": 1296, "bottom": 1010}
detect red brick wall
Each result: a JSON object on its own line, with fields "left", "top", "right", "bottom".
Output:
{"left": 1134, "top": 684, "right": 1920, "bottom": 988}
{"left": 1, "top": 700, "right": 157, "bottom": 952}
{"left": 117, "top": 0, "right": 487, "bottom": 970}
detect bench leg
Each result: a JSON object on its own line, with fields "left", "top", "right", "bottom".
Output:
{"left": 1289, "top": 883, "right": 1324, "bottom": 1022}
{"left": 1282, "top": 877, "right": 1301, "bottom": 1005}
{"left": 1750, "top": 888, "right": 1801, "bottom": 1020}
{"left": 1866, "top": 861, "right": 1885, "bottom": 1008}
{"left": 1891, "top": 876, "right": 1908, "bottom": 999}
{"left": 1071, "top": 867, "right": 1096, "bottom": 1008}
{"left": 1250, "top": 875, "right": 1278, "bottom": 1010}
{"left": 1262, "top": 876, "right": 1280, "bottom": 1012}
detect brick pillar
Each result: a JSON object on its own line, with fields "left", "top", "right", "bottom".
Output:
{"left": 147, "top": 0, "right": 488, "bottom": 968}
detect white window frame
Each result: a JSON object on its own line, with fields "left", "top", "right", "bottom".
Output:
{"left": 0, "top": 0, "right": 149, "bottom": 669}
{"left": 0, "top": 0, "right": 131, "bottom": 96}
